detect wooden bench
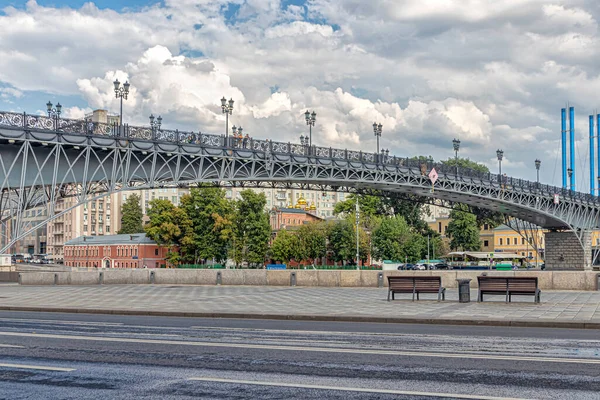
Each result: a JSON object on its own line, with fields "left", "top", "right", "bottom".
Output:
{"left": 477, "top": 276, "right": 540, "bottom": 303}
{"left": 387, "top": 276, "right": 446, "bottom": 302}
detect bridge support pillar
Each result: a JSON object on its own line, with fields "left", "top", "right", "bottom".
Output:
{"left": 544, "top": 231, "right": 592, "bottom": 271}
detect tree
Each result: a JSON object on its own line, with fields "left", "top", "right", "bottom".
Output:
{"left": 180, "top": 186, "right": 233, "bottom": 263}
{"left": 118, "top": 193, "right": 143, "bottom": 234}
{"left": 371, "top": 216, "right": 412, "bottom": 261}
{"left": 446, "top": 205, "right": 482, "bottom": 251}
{"left": 144, "top": 199, "right": 193, "bottom": 266}
{"left": 270, "top": 229, "right": 299, "bottom": 264}
{"left": 296, "top": 223, "right": 327, "bottom": 266}
{"left": 442, "top": 157, "right": 490, "bottom": 174}
{"left": 231, "top": 190, "right": 272, "bottom": 267}
{"left": 327, "top": 220, "right": 356, "bottom": 264}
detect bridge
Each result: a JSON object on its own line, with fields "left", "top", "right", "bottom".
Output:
{"left": 0, "top": 110, "right": 598, "bottom": 269}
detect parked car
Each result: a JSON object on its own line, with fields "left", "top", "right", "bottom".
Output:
{"left": 413, "top": 263, "right": 427, "bottom": 271}
{"left": 433, "top": 263, "right": 450, "bottom": 270}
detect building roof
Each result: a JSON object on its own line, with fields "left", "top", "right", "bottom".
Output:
{"left": 493, "top": 224, "right": 514, "bottom": 231}
{"left": 65, "top": 233, "right": 155, "bottom": 246}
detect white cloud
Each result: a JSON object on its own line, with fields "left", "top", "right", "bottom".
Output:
{"left": 2, "top": 0, "right": 600, "bottom": 189}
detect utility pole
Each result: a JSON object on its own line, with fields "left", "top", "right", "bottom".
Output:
{"left": 355, "top": 196, "right": 360, "bottom": 270}
{"left": 427, "top": 235, "right": 430, "bottom": 263}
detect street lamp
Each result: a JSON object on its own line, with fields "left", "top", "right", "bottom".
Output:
{"left": 373, "top": 122, "right": 382, "bottom": 154}
{"left": 113, "top": 79, "right": 130, "bottom": 129}
{"left": 299, "top": 134, "right": 309, "bottom": 146}
{"left": 452, "top": 138, "right": 460, "bottom": 175}
{"left": 496, "top": 149, "right": 504, "bottom": 175}
{"left": 46, "top": 101, "right": 62, "bottom": 129}
{"left": 221, "top": 97, "right": 234, "bottom": 138}
{"left": 304, "top": 110, "right": 316, "bottom": 147}
{"left": 567, "top": 168, "right": 573, "bottom": 191}
{"left": 149, "top": 114, "right": 162, "bottom": 135}
{"left": 535, "top": 159, "right": 541, "bottom": 184}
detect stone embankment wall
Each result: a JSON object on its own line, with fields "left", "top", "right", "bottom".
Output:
{"left": 17, "top": 269, "right": 600, "bottom": 290}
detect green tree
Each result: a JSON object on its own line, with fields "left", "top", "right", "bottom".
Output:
{"left": 144, "top": 199, "right": 193, "bottom": 266}
{"left": 327, "top": 220, "right": 356, "bottom": 264}
{"left": 296, "top": 223, "right": 327, "bottom": 266}
{"left": 446, "top": 205, "right": 482, "bottom": 251}
{"left": 118, "top": 193, "right": 144, "bottom": 234}
{"left": 371, "top": 216, "right": 412, "bottom": 261}
{"left": 442, "top": 157, "right": 490, "bottom": 174}
{"left": 270, "top": 229, "right": 299, "bottom": 264}
{"left": 180, "top": 186, "right": 233, "bottom": 263}
{"left": 231, "top": 190, "right": 272, "bottom": 267}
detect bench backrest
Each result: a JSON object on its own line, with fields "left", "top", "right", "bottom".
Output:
{"left": 478, "top": 276, "right": 538, "bottom": 291}
{"left": 508, "top": 277, "right": 538, "bottom": 291}
{"left": 388, "top": 276, "right": 441, "bottom": 290}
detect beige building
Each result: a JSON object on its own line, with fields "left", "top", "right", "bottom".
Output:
{"left": 47, "top": 193, "right": 122, "bottom": 263}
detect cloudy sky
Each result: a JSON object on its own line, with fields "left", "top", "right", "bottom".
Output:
{"left": 1, "top": 0, "right": 599, "bottom": 191}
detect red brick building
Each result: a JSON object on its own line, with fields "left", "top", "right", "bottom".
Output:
{"left": 269, "top": 207, "right": 323, "bottom": 231}
{"left": 64, "top": 234, "right": 169, "bottom": 268}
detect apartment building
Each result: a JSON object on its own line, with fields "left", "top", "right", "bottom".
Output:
{"left": 47, "top": 193, "right": 122, "bottom": 263}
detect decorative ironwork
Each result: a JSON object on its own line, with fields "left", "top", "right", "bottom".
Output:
{"left": 272, "top": 142, "right": 289, "bottom": 153}
{"left": 252, "top": 139, "right": 270, "bottom": 152}
{"left": 0, "top": 111, "right": 24, "bottom": 127}
{"left": 127, "top": 126, "right": 153, "bottom": 141}
{"left": 315, "top": 146, "right": 330, "bottom": 158}
{"left": 201, "top": 133, "right": 221, "bottom": 147}
{"left": 290, "top": 144, "right": 306, "bottom": 155}
{"left": 347, "top": 151, "right": 361, "bottom": 161}
{"left": 362, "top": 153, "right": 375, "bottom": 163}
{"left": 332, "top": 149, "right": 346, "bottom": 159}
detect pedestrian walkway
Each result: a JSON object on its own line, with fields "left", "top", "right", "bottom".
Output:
{"left": 1, "top": 285, "right": 599, "bottom": 328}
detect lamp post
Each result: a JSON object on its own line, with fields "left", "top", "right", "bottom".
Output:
{"left": 355, "top": 196, "right": 360, "bottom": 270}
{"left": 221, "top": 97, "right": 234, "bottom": 138}
{"left": 304, "top": 110, "right": 316, "bottom": 147}
{"left": 496, "top": 149, "right": 504, "bottom": 175}
{"left": 373, "top": 122, "right": 382, "bottom": 155}
{"left": 452, "top": 138, "right": 460, "bottom": 175}
{"left": 232, "top": 125, "right": 243, "bottom": 147}
{"left": 149, "top": 114, "right": 162, "bottom": 137}
{"left": 46, "top": 101, "right": 62, "bottom": 130}
{"left": 299, "top": 134, "right": 309, "bottom": 146}
{"left": 567, "top": 168, "right": 573, "bottom": 191}
{"left": 535, "top": 159, "right": 541, "bottom": 184}
{"left": 113, "top": 79, "right": 130, "bottom": 131}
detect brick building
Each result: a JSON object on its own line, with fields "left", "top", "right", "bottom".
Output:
{"left": 64, "top": 233, "right": 168, "bottom": 269}
{"left": 269, "top": 202, "right": 324, "bottom": 231}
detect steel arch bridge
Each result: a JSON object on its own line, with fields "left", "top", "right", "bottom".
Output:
{"left": 1, "top": 110, "right": 599, "bottom": 267}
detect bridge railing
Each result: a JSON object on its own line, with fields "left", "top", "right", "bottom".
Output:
{"left": 1, "top": 110, "right": 598, "bottom": 205}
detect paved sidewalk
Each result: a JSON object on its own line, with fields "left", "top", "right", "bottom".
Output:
{"left": 1, "top": 285, "right": 600, "bottom": 328}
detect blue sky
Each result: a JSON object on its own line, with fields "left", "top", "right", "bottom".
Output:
{"left": 3, "top": 0, "right": 160, "bottom": 10}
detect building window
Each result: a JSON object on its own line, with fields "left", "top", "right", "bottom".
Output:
{"left": 499, "top": 238, "right": 503, "bottom": 245}
{"left": 484, "top": 240, "right": 489, "bottom": 247}
{"left": 521, "top": 237, "right": 525, "bottom": 245}
{"left": 438, "top": 222, "right": 442, "bottom": 233}
{"left": 484, "top": 224, "right": 489, "bottom": 230}
{"left": 155, "top": 248, "right": 159, "bottom": 256}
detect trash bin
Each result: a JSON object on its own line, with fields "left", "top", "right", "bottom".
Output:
{"left": 456, "top": 279, "right": 472, "bottom": 303}
{"left": 597, "top": 274, "right": 600, "bottom": 291}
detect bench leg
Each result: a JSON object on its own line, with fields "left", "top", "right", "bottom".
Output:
{"left": 412, "top": 289, "right": 415, "bottom": 302}
{"left": 392, "top": 292, "right": 395, "bottom": 301}
{"left": 387, "top": 289, "right": 391, "bottom": 302}
{"left": 442, "top": 288, "right": 446, "bottom": 301}
{"left": 477, "top": 290, "right": 482, "bottom": 302}
{"left": 505, "top": 291, "right": 509, "bottom": 303}
{"left": 416, "top": 292, "right": 419, "bottom": 301}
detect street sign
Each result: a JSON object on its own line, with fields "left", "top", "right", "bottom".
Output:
{"left": 428, "top": 168, "right": 438, "bottom": 184}
{"left": 553, "top": 194, "right": 559, "bottom": 204}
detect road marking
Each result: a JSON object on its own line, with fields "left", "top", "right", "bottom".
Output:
{"left": 0, "top": 344, "right": 24, "bottom": 348}
{"left": 0, "top": 331, "right": 598, "bottom": 365}
{"left": 188, "top": 377, "right": 532, "bottom": 400}
{"left": 0, "top": 363, "right": 74, "bottom": 372}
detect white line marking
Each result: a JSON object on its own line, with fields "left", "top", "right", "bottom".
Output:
{"left": 0, "top": 344, "right": 24, "bottom": 348}
{"left": 0, "top": 363, "right": 74, "bottom": 372}
{"left": 0, "top": 331, "right": 598, "bottom": 365}
{"left": 188, "top": 377, "right": 532, "bottom": 400}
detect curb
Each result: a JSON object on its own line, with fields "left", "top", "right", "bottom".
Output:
{"left": 0, "top": 306, "right": 599, "bottom": 329}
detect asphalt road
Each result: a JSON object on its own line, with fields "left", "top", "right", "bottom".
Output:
{"left": 0, "top": 311, "right": 599, "bottom": 399}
